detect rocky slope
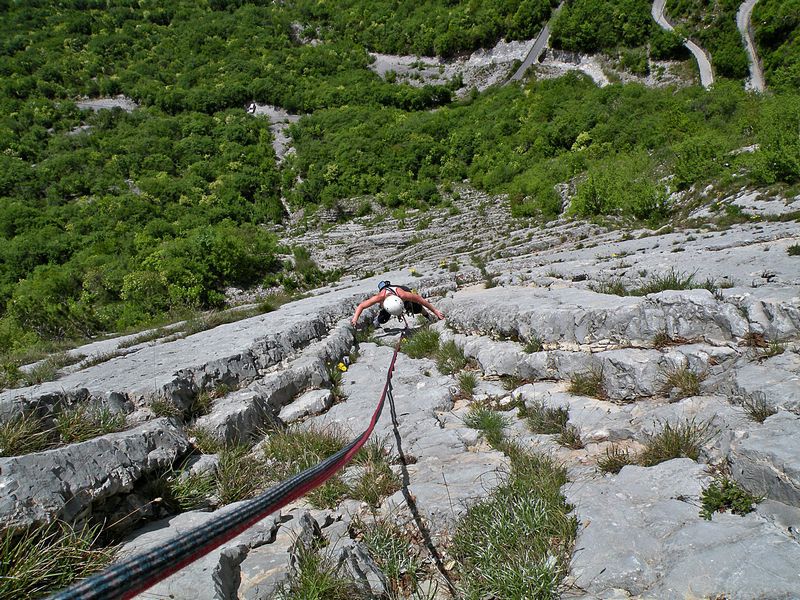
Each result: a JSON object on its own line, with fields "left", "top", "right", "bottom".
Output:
{"left": 1, "top": 186, "right": 799, "bottom": 598}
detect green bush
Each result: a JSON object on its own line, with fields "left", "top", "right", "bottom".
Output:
{"left": 700, "top": 478, "right": 761, "bottom": 520}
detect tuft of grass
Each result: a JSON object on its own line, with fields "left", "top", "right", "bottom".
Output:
{"left": 55, "top": 405, "right": 126, "bottom": 444}
{"left": 355, "top": 323, "right": 375, "bottom": 344}
{"left": 448, "top": 260, "right": 461, "bottom": 272}
{"left": 597, "top": 445, "right": 636, "bottom": 474}
{"left": 463, "top": 404, "right": 511, "bottom": 448}
{"left": 273, "top": 543, "right": 360, "bottom": 600}
{"left": 739, "top": 331, "right": 768, "bottom": 348}
{"left": 653, "top": 332, "right": 690, "bottom": 349}
{"left": 0, "top": 412, "right": 52, "bottom": 457}
{"left": 523, "top": 335, "right": 544, "bottom": 354}
{"left": 0, "top": 521, "right": 116, "bottom": 599}
{"left": 760, "top": 339, "right": 786, "bottom": 359}
{"left": 452, "top": 446, "right": 575, "bottom": 600}
{"left": 741, "top": 397, "right": 777, "bottom": 423}
{"left": 500, "top": 374, "right": 526, "bottom": 391}
{"left": 359, "top": 519, "right": 426, "bottom": 598}
{"left": 633, "top": 268, "right": 717, "bottom": 296}
{"left": 436, "top": 340, "right": 467, "bottom": 374}
{"left": 568, "top": 368, "right": 606, "bottom": 399}
{"left": 187, "top": 425, "right": 224, "bottom": 454}
{"left": 149, "top": 397, "right": 182, "bottom": 419}
{"left": 660, "top": 365, "right": 705, "bottom": 400}
{"left": 589, "top": 278, "right": 628, "bottom": 296}
{"left": 117, "top": 327, "right": 171, "bottom": 349}
{"left": 457, "top": 371, "right": 478, "bottom": 398}
{"left": 521, "top": 400, "right": 568, "bottom": 435}
{"left": 262, "top": 425, "right": 351, "bottom": 508}
{"left": 168, "top": 470, "right": 217, "bottom": 511}
{"left": 23, "top": 353, "right": 79, "bottom": 385}
{"left": 787, "top": 244, "right": 800, "bottom": 256}
{"left": 187, "top": 391, "right": 214, "bottom": 420}
{"left": 639, "top": 419, "right": 714, "bottom": 467}
{"left": 700, "top": 477, "right": 761, "bottom": 520}
{"left": 401, "top": 328, "right": 440, "bottom": 359}
{"left": 556, "top": 424, "right": 584, "bottom": 449}
{"left": 349, "top": 438, "right": 400, "bottom": 507}
{"left": 216, "top": 444, "right": 265, "bottom": 505}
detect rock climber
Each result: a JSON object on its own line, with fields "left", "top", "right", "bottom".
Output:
{"left": 350, "top": 280, "right": 444, "bottom": 327}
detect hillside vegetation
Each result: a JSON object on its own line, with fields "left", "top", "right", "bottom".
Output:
{"left": 753, "top": 0, "right": 800, "bottom": 90}
{"left": 1, "top": 0, "right": 799, "bottom": 375}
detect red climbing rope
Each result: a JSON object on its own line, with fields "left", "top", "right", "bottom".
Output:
{"left": 48, "top": 331, "right": 406, "bottom": 600}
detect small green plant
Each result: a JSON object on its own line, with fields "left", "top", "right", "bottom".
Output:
{"left": 463, "top": 404, "right": 511, "bottom": 448}
{"left": 448, "top": 260, "right": 460, "bottom": 272}
{"left": 349, "top": 438, "right": 400, "bottom": 506}
{"left": 589, "top": 278, "right": 628, "bottom": 296}
{"left": 0, "top": 412, "right": 52, "bottom": 457}
{"left": 521, "top": 400, "right": 568, "bottom": 435}
{"left": 760, "top": 339, "right": 786, "bottom": 359}
{"left": 187, "top": 425, "right": 224, "bottom": 454}
{"left": 633, "top": 268, "right": 717, "bottom": 296}
{"left": 457, "top": 371, "right": 478, "bottom": 397}
{"left": 55, "top": 405, "right": 126, "bottom": 444}
{"left": 523, "top": 335, "right": 543, "bottom": 353}
{"left": 169, "top": 470, "right": 217, "bottom": 511}
{"left": 568, "top": 368, "right": 606, "bottom": 399}
{"left": 149, "top": 397, "right": 182, "bottom": 418}
{"left": 741, "top": 397, "right": 777, "bottom": 423}
{"left": 557, "top": 424, "right": 584, "bottom": 449}
{"left": 597, "top": 445, "right": 636, "bottom": 474}
{"left": 359, "top": 519, "right": 426, "bottom": 597}
{"left": 216, "top": 444, "right": 265, "bottom": 505}
{"left": 187, "top": 391, "right": 214, "bottom": 419}
{"left": 0, "top": 521, "right": 116, "bottom": 599}
{"left": 500, "top": 374, "right": 526, "bottom": 391}
{"left": 117, "top": 327, "right": 171, "bottom": 349}
{"left": 401, "top": 328, "right": 440, "bottom": 359}
{"left": 639, "top": 419, "right": 714, "bottom": 467}
{"left": 451, "top": 447, "right": 575, "bottom": 600}
{"left": 788, "top": 244, "right": 800, "bottom": 256}
{"left": 435, "top": 340, "right": 467, "bottom": 374}
{"left": 700, "top": 478, "right": 761, "bottom": 520}
{"left": 272, "top": 543, "right": 360, "bottom": 600}
{"left": 660, "top": 365, "right": 705, "bottom": 400}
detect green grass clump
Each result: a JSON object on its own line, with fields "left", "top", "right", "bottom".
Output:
{"left": 741, "top": 397, "right": 778, "bottom": 423}
{"left": 556, "top": 424, "right": 584, "bottom": 450}
{"left": 401, "top": 328, "right": 440, "bottom": 359}
{"left": 452, "top": 447, "right": 575, "bottom": 600}
{"left": 0, "top": 522, "right": 116, "bottom": 599}
{"left": 55, "top": 405, "right": 126, "bottom": 444}
{"left": 597, "top": 445, "right": 637, "bottom": 474}
{"left": 0, "top": 412, "right": 51, "bottom": 457}
{"left": 457, "top": 371, "right": 478, "bottom": 398}
{"left": 463, "top": 405, "right": 511, "bottom": 448}
{"left": 589, "top": 279, "right": 628, "bottom": 296}
{"left": 168, "top": 471, "right": 217, "bottom": 511}
{"left": 639, "top": 419, "right": 714, "bottom": 467}
{"left": 186, "top": 425, "right": 224, "bottom": 455}
{"left": 349, "top": 439, "right": 400, "bottom": 507}
{"left": 359, "top": 519, "right": 426, "bottom": 597}
{"left": 787, "top": 244, "right": 800, "bottom": 256}
{"left": 760, "top": 339, "right": 786, "bottom": 359}
{"left": 436, "top": 340, "right": 467, "bottom": 374}
{"left": 149, "top": 397, "right": 183, "bottom": 419}
{"left": 700, "top": 478, "right": 761, "bottom": 520}
{"left": 660, "top": 365, "right": 705, "bottom": 400}
{"left": 216, "top": 445, "right": 265, "bottom": 505}
{"left": 523, "top": 336, "right": 544, "bottom": 354}
{"left": 272, "top": 543, "right": 360, "bottom": 600}
{"left": 521, "top": 400, "right": 568, "bottom": 435}
{"left": 567, "top": 368, "right": 606, "bottom": 399}
{"left": 633, "top": 269, "right": 718, "bottom": 297}
{"left": 262, "top": 425, "right": 353, "bottom": 508}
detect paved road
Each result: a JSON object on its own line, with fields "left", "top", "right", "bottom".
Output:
{"left": 737, "top": 0, "right": 766, "bottom": 92}
{"left": 508, "top": 2, "right": 564, "bottom": 83}
{"left": 652, "top": 0, "right": 714, "bottom": 88}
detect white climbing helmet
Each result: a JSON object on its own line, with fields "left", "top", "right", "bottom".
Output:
{"left": 383, "top": 294, "right": 404, "bottom": 317}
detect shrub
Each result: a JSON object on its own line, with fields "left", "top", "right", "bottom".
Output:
{"left": 700, "top": 478, "right": 761, "bottom": 520}
{"left": 639, "top": 419, "right": 714, "bottom": 466}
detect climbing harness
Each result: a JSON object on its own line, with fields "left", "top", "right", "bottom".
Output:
{"left": 48, "top": 330, "right": 408, "bottom": 600}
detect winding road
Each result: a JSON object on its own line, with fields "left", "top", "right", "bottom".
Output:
{"left": 508, "top": 2, "right": 564, "bottom": 83}
{"left": 737, "top": 0, "right": 765, "bottom": 92}
{"left": 652, "top": 0, "right": 714, "bottom": 88}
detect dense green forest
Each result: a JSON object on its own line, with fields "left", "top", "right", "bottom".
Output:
{"left": 1, "top": 0, "right": 799, "bottom": 377}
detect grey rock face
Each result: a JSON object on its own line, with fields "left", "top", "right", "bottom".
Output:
{"left": 565, "top": 459, "right": 800, "bottom": 599}
{"left": 722, "top": 351, "right": 800, "bottom": 413}
{"left": 0, "top": 418, "right": 189, "bottom": 532}
{"left": 279, "top": 388, "right": 334, "bottom": 424}
{"left": 728, "top": 411, "right": 800, "bottom": 508}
